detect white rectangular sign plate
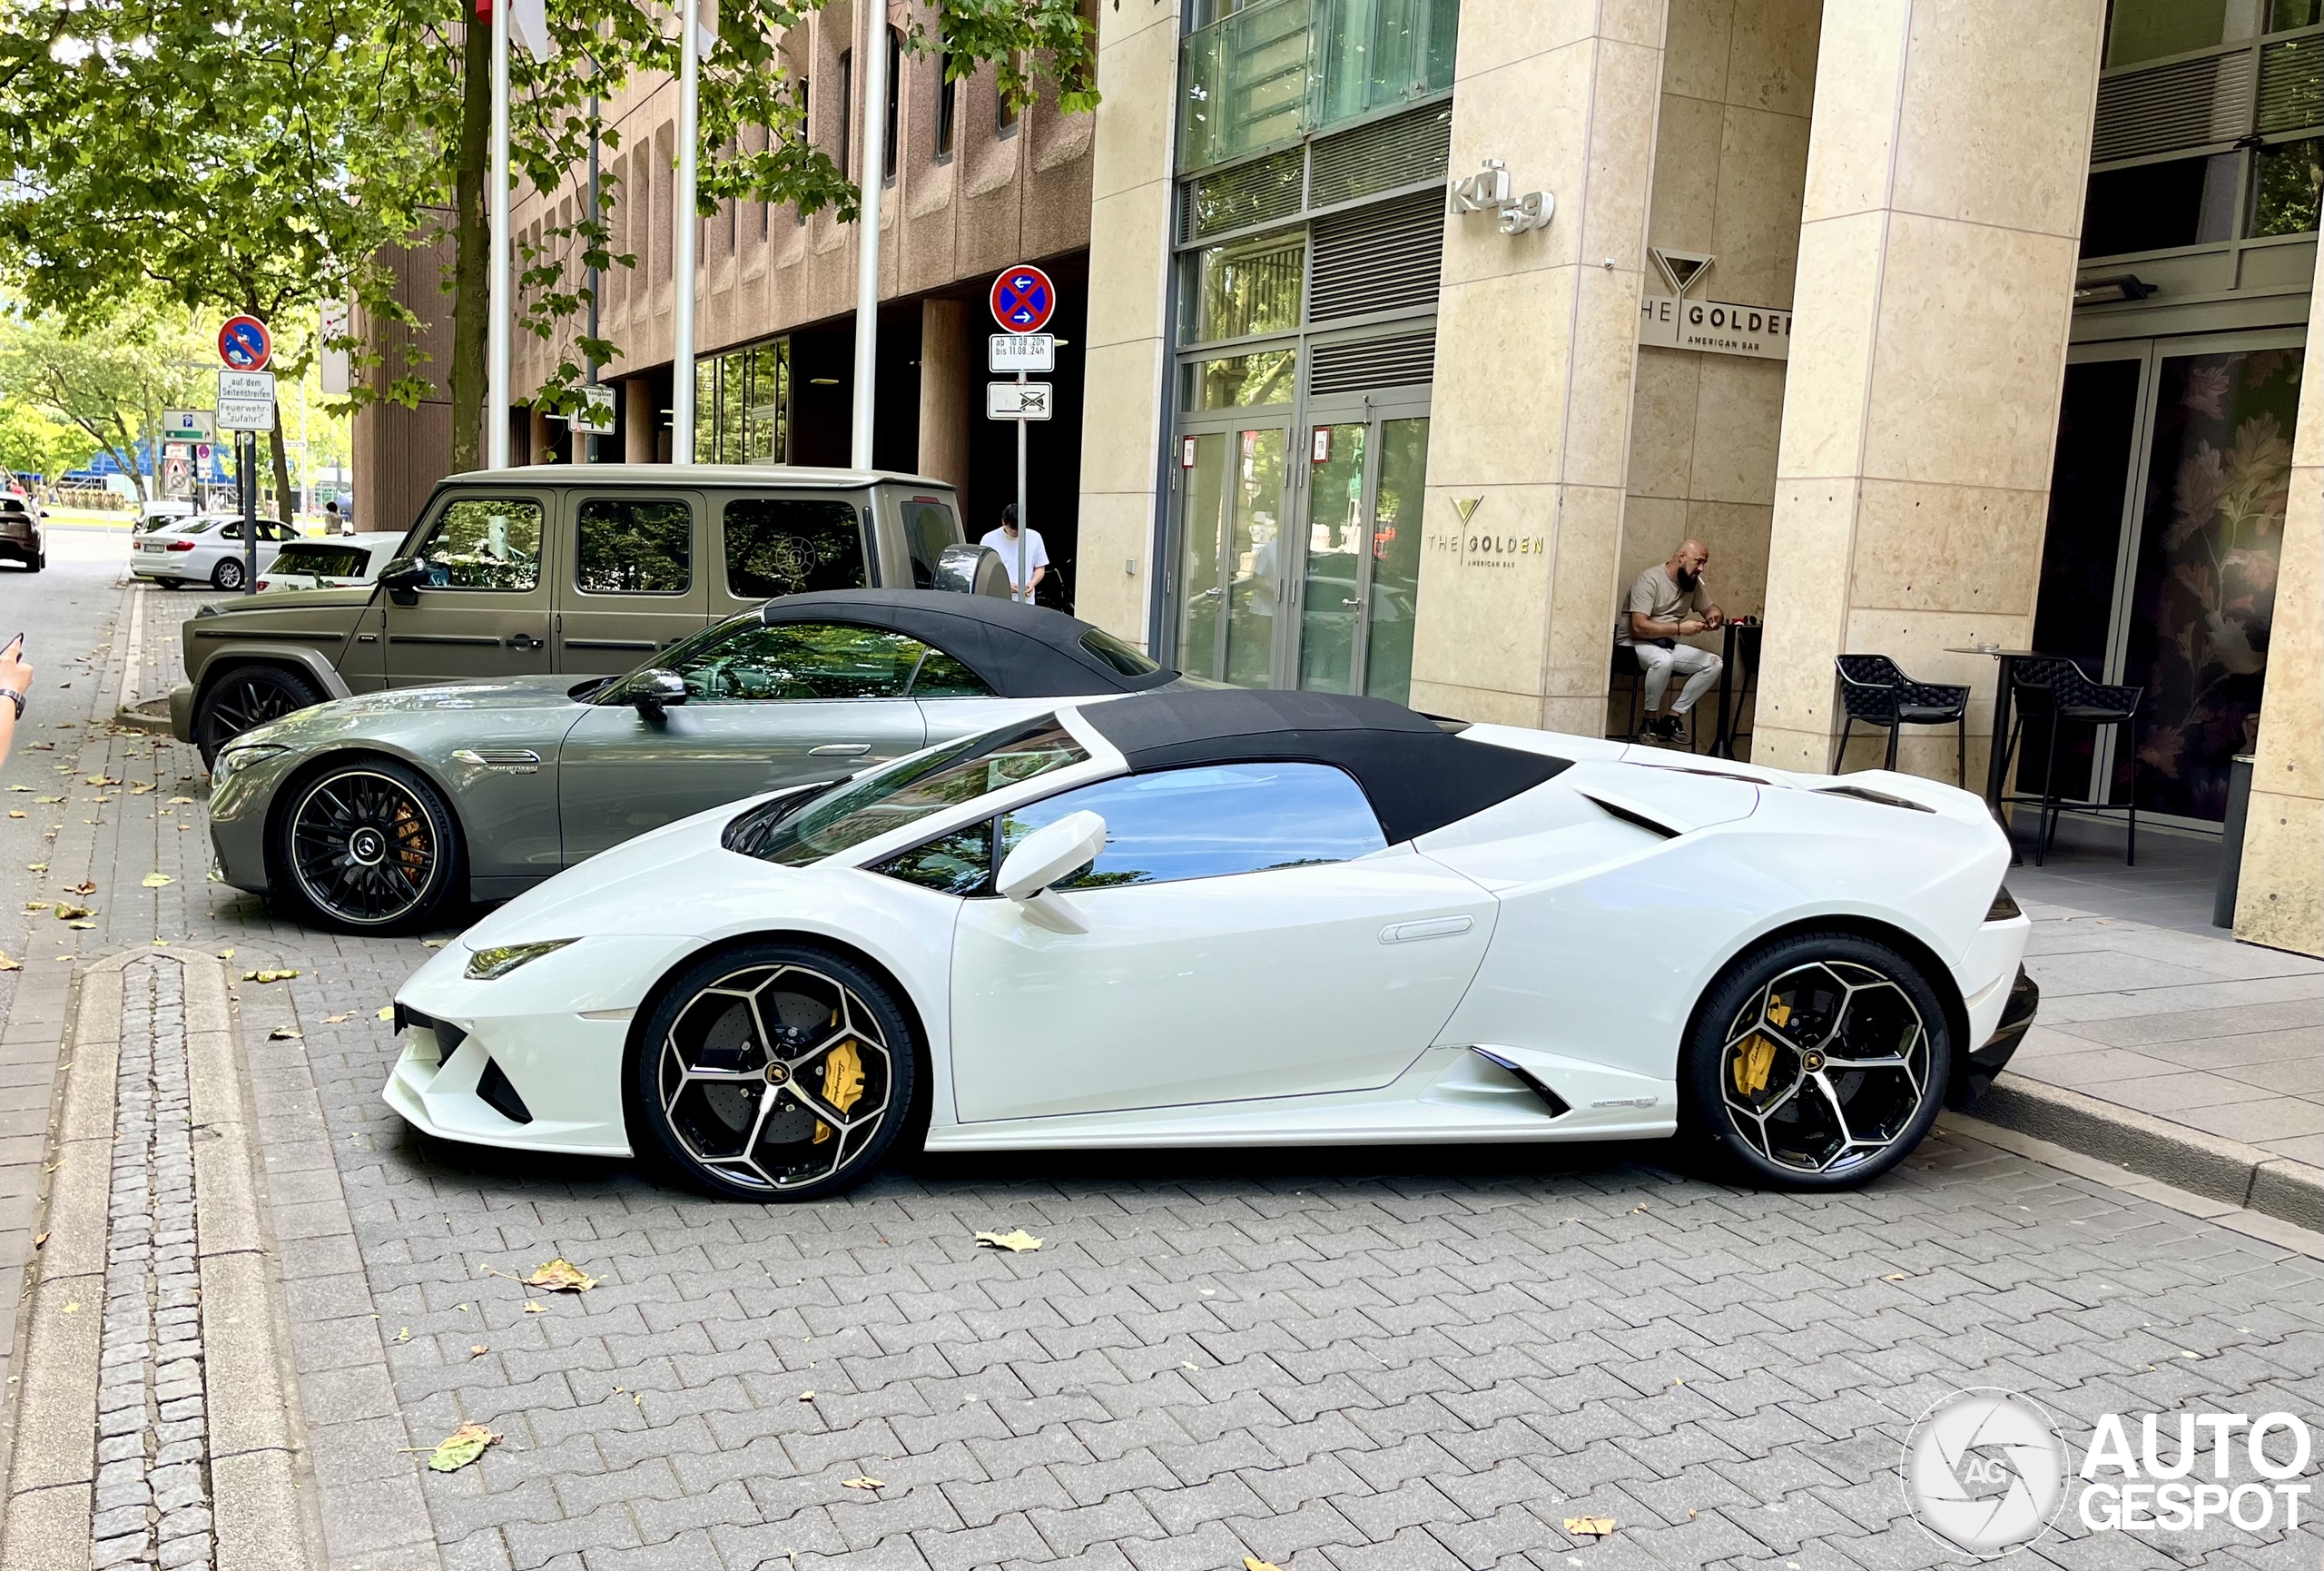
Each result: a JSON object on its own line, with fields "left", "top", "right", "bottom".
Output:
{"left": 987, "top": 381, "right": 1054, "bottom": 420}
{"left": 989, "top": 333, "right": 1055, "bottom": 373}
{"left": 568, "top": 384, "right": 617, "bottom": 434}
{"left": 215, "top": 370, "right": 278, "bottom": 431}
{"left": 161, "top": 409, "right": 215, "bottom": 441}
{"left": 1638, "top": 295, "right": 1790, "bottom": 361}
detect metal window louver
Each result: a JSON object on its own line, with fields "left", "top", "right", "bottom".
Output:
{"left": 2092, "top": 50, "right": 2256, "bottom": 163}
{"left": 1181, "top": 147, "right": 1306, "bottom": 242}
{"left": 2259, "top": 36, "right": 2324, "bottom": 133}
{"left": 1308, "top": 102, "right": 1454, "bottom": 209}
{"left": 1309, "top": 191, "right": 1443, "bottom": 322}
{"left": 1307, "top": 331, "right": 1435, "bottom": 397}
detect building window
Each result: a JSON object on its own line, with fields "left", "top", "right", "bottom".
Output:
{"left": 1182, "top": 350, "right": 1297, "bottom": 410}
{"left": 885, "top": 27, "right": 901, "bottom": 184}
{"left": 696, "top": 339, "right": 793, "bottom": 466}
{"left": 2252, "top": 137, "right": 2324, "bottom": 236}
{"left": 935, "top": 50, "right": 957, "bottom": 161}
{"left": 838, "top": 50, "right": 852, "bottom": 174}
{"left": 1186, "top": 229, "right": 1306, "bottom": 344}
{"left": 795, "top": 78, "right": 810, "bottom": 226}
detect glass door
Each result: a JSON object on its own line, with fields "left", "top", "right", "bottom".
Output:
{"left": 1175, "top": 424, "right": 1290, "bottom": 687}
{"left": 1292, "top": 410, "right": 1429, "bottom": 704}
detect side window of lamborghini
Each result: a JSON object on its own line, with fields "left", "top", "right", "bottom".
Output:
{"left": 997, "top": 762, "right": 1385, "bottom": 889}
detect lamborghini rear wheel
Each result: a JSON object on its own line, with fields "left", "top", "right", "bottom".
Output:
{"left": 1681, "top": 931, "right": 1951, "bottom": 1189}
{"left": 630, "top": 942, "right": 920, "bottom": 1201}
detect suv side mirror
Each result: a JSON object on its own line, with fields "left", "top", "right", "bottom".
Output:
{"left": 378, "top": 557, "right": 428, "bottom": 605}
{"left": 628, "top": 668, "right": 689, "bottom": 720}
{"left": 996, "top": 810, "right": 1106, "bottom": 933}
{"left": 933, "top": 542, "right": 1013, "bottom": 599}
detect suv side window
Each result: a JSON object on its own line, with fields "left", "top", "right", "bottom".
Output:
{"left": 724, "top": 499, "right": 867, "bottom": 600}
{"left": 900, "top": 497, "right": 959, "bottom": 588}
{"left": 674, "top": 619, "right": 943, "bottom": 701}
{"left": 577, "top": 497, "right": 691, "bottom": 594}
{"left": 412, "top": 499, "right": 545, "bottom": 590}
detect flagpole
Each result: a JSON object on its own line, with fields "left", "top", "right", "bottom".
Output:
{"left": 669, "top": 0, "right": 702, "bottom": 462}
{"left": 487, "top": 0, "right": 512, "bottom": 469}
{"left": 849, "top": 2, "right": 887, "bottom": 470}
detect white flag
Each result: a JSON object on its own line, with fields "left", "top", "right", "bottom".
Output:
{"left": 509, "top": 0, "right": 555, "bottom": 59}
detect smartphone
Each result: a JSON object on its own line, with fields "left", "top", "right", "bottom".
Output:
{"left": 1, "top": 634, "right": 19, "bottom": 657}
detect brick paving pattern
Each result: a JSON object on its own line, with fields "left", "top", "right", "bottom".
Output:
{"left": 5, "top": 567, "right": 2322, "bottom": 1571}
{"left": 93, "top": 958, "right": 215, "bottom": 1570}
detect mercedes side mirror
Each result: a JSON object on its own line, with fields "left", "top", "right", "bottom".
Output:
{"left": 933, "top": 542, "right": 1013, "bottom": 599}
{"left": 996, "top": 810, "right": 1105, "bottom": 933}
{"left": 379, "top": 557, "right": 428, "bottom": 605}
{"left": 629, "top": 668, "right": 689, "bottom": 720}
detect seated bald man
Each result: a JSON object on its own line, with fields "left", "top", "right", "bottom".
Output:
{"left": 1615, "top": 539, "right": 1724, "bottom": 744}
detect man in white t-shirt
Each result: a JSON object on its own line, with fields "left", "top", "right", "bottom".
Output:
{"left": 979, "top": 504, "right": 1049, "bottom": 602}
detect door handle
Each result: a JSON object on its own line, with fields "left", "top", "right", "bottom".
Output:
{"left": 507, "top": 632, "right": 545, "bottom": 650}
{"left": 1342, "top": 598, "right": 1361, "bottom": 607}
{"left": 810, "top": 743, "right": 872, "bottom": 756}
{"left": 1381, "top": 915, "right": 1474, "bottom": 944}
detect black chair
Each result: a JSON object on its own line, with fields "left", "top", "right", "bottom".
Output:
{"left": 1833, "top": 655, "right": 1970, "bottom": 784}
{"left": 2000, "top": 657, "right": 2142, "bottom": 867}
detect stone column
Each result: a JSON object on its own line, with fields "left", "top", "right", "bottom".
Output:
{"left": 624, "top": 379, "right": 657, "bottom": 464}
{"left": 1406, "top": 2, "right": 1669, "bottom": 730}
{"left": 2236, "top": 277, "right": 2324, "bottom": 956}
{"left": 1071, "top": 0, "right": 1181, "bottom": 647}
{"left": 917, "top": 298, "right": 973, "bottom": 494}
{"left": 1754, "top": 0, "right": 2107, "bottom": 782}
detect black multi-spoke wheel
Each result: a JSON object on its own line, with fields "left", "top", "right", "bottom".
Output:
{"left": 212, "top": 555, "right": 246, "bottom": 591}
{"left": 195, "top": 665, "right": 321, "bottom": 766}
{"left": 271, "top": 759, "right": 465, "bottom": 933}
{"left": 1682, "top": 932, "right": 1951, "bottom": 1189}
{"left": 631, "top": 943, "right": 920, "bottom": 1201}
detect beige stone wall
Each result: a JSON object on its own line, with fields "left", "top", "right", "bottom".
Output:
{"left": 1617, "top": 0, "right": 1819, "bottom": 738}
{"left": 2234, "top": 272, "right": 2324, "bottom": 957}
{"left": 1068, "top": 0, "right": 1181, "bottom": 648}
{"left": 1407, "top": 0, "right": 1669, "bottom": 731}
{"left": 1755, "top": 0, "right": 2106, "bottom": 785}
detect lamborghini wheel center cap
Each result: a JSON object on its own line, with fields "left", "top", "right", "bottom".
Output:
{"left": 764, "top": 1063, "right": 788, "bottom": 1085}
{"left": 1804, "top": 1052, "right": 1826, "bottom": 1072}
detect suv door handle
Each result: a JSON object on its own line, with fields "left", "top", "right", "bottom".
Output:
{"left": 507, "top": 633, "right": 545, "bottom": 650}
{"left": 810, "top": 743, "right": 872, "bottom": 756}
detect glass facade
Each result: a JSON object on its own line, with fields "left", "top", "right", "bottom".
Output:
{"left": 1177, "top": 0, "right": 1456, "bottom": 173}
{"left": 694, "top": 339, "right": 792, "bottom": 465}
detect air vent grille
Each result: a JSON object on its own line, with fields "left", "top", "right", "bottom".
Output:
{"left": 1308, "top": 102, "right": 1453, "bottom": 209}
{"left": 1309, "top": 192, "right": 1443, "bottom": 322}
{"left": 2259, "top": 37, "right": 2324, "bottom": 133}
{"left": 1181, "top": 148, "right": 1305, "bottom": 242}
{"left": 2093, "top": 51, "right": 2254, "bottom": 163}
{"left": 1307, "top": 331, "right": 1435, "bottom": 397}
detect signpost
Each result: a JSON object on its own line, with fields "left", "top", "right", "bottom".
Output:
{"left": 568, "top": 384, "right": 617, "bottom": 436}
{"left": 216, "top": 321, "right": 274, "bottom": 593}
{"left": 161, "top": 409, "right": 216, "bottom": 444}
{"left": 988, "top": 269, "right": 1059, "bottom": 601}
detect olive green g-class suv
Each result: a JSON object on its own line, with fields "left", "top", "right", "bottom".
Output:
{"left": 172, "top": 465, "right": 1001, "bottom": 763}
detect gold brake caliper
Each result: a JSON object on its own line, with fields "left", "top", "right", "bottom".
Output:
{"left": 1733, "top": 1034, "right": 1777, "bottom": 1097}
{"left": 812, "top": 1040, "right": 868, "bottom": 1144}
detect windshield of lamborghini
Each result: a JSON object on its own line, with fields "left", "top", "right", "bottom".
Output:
{"left": 733, "top": 719, "right": 1087, "bottom": 866}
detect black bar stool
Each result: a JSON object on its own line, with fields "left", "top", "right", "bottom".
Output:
{"left": 1833, "top": 655, "right": 1970, "bottom": 784}
{"left": 1999, "top": 657, "right": 2142, "bottom": 866}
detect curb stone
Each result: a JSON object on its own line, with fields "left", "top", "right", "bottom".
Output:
{"left": 1969, "top": 1075, "right": 2324, "bottom": 1233}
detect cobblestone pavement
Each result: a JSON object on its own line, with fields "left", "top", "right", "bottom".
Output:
{"left": 7, "top": 562, "right": 2324, "bottom": 1571}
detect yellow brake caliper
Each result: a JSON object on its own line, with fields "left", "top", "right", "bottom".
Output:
{"left": 1734, "top": 999, "right": 1789, "bottom": 1097}
{"left": 812, "top": 1040, "right": 868, "bottom": 1144}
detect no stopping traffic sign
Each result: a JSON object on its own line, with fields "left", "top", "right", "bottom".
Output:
{"left": 218, "top": 314, "right": 272, "bottom": 372}
{"left": 990, "top": 266, "right": 1055, "bottom": 334}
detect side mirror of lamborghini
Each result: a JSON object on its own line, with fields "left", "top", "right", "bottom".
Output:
{"left": 629, "top": 668, "right": 689, "bottom": 720}
{"left": 996, "top": 810, "right": 1106, "bottom": 933}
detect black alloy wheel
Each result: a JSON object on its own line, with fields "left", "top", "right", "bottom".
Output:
{"left": 631, "top": 942, "right": 921, "bottom": 1201}
{"left": 1680, "top": 930, "right": 1951, "bottom": 1190}
{"left": 273, "top": 758, "right": 465, "bottom": 933}
{"left": 194, "top": 665, "right": 321, "bottom": 766}
{"left": 212, "top": 555, "right": 246, "bottom": 591}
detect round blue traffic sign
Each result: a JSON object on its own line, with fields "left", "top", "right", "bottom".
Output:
{"left": 219, "top": 314, "right": 272, "bottom": 372}
{"left": 990, "top": 266, "right": 1056, "bottom": 334}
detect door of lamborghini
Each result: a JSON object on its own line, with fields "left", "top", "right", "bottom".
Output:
{"left": 948, "top": 762, "right": 1495, "bottom": 1122}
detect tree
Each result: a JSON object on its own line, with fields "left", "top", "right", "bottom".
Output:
{"left": 0, "top": 310, "right": 211, "bottom": 502}
{"left": 0, "top": 401, "right": 99, "bottom": 483}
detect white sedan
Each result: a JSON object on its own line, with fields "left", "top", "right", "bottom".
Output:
{"left": 385, "top": 689, "right": 2037, "bottom": 1200}
{"left": 132, "top": 513, "right": 302, "bottom": 590}
{"left": 255, "top": 534, "right": 402, "bottom": 591}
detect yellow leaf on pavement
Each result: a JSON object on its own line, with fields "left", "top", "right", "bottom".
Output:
{"left": 54, "top": 904, "right": 91, "bottom": 919}
{"left": 67, "top": 921, "right": 93, "bottom": 931}
{"left": 1246, "top": 1558, "right": 1284, "bottom": 1571}
{"left": 269, "top": 1027, "right": 302, "bottom": 1041}
{"left": 842, "top": 1477, "right": 885, "bottom": 1491}
{"left": 0, "top": 953, "right": 20, "bottom": 972}
{"left": 217, "top": 949, "right": 235, "bottom": 960}
{"left": 25, "top": 863, "right": 45, "bottom": 871}
{"left": 427, "top": 1422, "right": 500, "bottom": 1473}
{"left": 1563, "top": 1517, "right": 1617, "bottom": 1538}
{"left": 142, "top": 874, "right": 173, "bottom": 887}
{"left": 526, "top": 1258, "right": 598, "bottom": 1293}
{"left": 167, "top": 796, "right": 194, "bottom": 805}
{"left": 7, "top": 811, "right": 24, "bottom": 819}
{"left": 523, "top": 1301, "right": 548, "bottom": 1314}
{"left": 242, "top": 970, "right": 299, "bottom": 983}
{"left": 974, "top": 1229, "right": 1044, "bottom": 1253}
{"left": 324, "top": 1013, "right": 353, "bottom": 1024}
{"left": 33, "top": 795, "right": 64, "bottom": 804}
{"left": 379, "top": 1005, "right": 396, "bottom": 1020}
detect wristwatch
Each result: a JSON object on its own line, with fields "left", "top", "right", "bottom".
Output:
{"left": 1, "top": 687, "right": 24, "bottom": 719}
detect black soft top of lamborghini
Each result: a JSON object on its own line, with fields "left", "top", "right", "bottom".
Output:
{"left": 1078, "top": 687, "right": 1571, "bottom": 844}
{"left": 761, "top": 589, "right": 1180, "bottom": 698}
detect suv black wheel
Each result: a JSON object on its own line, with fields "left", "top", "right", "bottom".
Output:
{"left": 195, "top": 665, "right": 320, "bottom": 766}
{"left": 631, "top": 943, "right": 920, "bottom": 1201}
{"left": 212, "top": 556, "right": 246, "bottom": 591}
{"left": 271, "top": 757, "right": 466, "bottom": 933}
{"left": 1680, "top": 930, "right": 1951, "bottom": 1190}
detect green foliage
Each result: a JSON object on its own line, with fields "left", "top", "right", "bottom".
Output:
{"left": 0, "top": 401, "right": 99, "bottom": 481}
{"left": 0, "top": 309, "right": 212, "bottom": 499}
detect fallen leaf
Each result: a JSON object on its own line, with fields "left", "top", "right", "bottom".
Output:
{"left": 168, "top": 795, "right": 194, "bottom": 805}
{"left": 66, "top": 881, "right": 94, "bottom": 896}
{"left": 469, "top": 1344, "right": 488, "bottom": 1358}
{"left": 395, "top": 1327, "right": 409, "bottom": 1341}
{"left": 25, "top": 863, "right": 45, "bottom": 872}
{"left": 378, "top": 1005, "right": 395, "bottom": 1020}
{"left": 53, "top": 904, "right": 91, "bottom": 919}
{"left": 33, "top": 795, "right": 64, "bottom": 804}
{"left": 422, "top": 938, "right": 446, "bottom": 948}
{"left": 1246, "top": 1560, "right": 1283, "bottom": 1571}
{"left": 62, "top": 1301, "right": 79, "bottom": 1313}
{"left": 6, "top": 811, "right": 24, "bottom": 819}
{"left": 242, "top": 970, "right": 299, "bottom": 983}
{"left": 205, "top": 870, "right": 223, "bottom": 883}
{"left": 4, "top": 786, "right": 23, "bottom": 792}
{"left": 427, "top": 1423, "right": 500, "bottom": 1473}
{"left": 0, "top": 954, "right": 19, "bottom": 973}
{"left": 32, "top": 1231, "right": 45, "bottom": 1249}
{"left": 527, "top": 1258, "right": 599, "bottom": 1292}
{"left": 67, "top": 921, "right": 93, "bottom": 931}
{"left": 1882, "top": 1273, "right": 1909, "bottom": 1281}
{"left": 141, "top": 874, "right": 173, "bottom": 888}
{"left": 324, "top": 1013, "right": 353, "bottom": 1024}
{"left": 974, "top": 1229, "right": 1043, "bottom": 1253}
{"left": 1563, "top": 1517, "right": 1617, "bottom": 1538}
{"left": 799, "top": 1390, "right": 815, "bottom": 1402}
{"left": 842, "top": 1477, "right": 885, "bottom": 1491}
{"left": 131, "top": 784, "right": 153, "bottom": 795}
{"left": 522, "top": 1301, "right": 547, "bottom": 1315}
{"left": 269, "top": 1027, "right": 302, "bottom": 1042}
{"left": 216, "top": 949, "right": 235, "bottom": 960}
{"left": 84, "top": 776, "right": 119, "bottom": 786}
